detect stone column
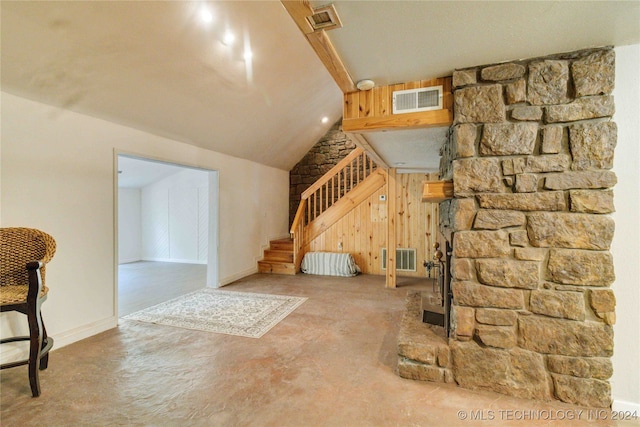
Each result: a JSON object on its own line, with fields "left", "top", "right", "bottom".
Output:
{"left": 442, "top": 48, "right": 616, "bottom": 407}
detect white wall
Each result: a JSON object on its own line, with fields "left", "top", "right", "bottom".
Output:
{"left": 611, "top": 44, "right": 640, "bottom": 411}
{"left": 117, "top": 188, "right": 142, "bottom": 263}
{"left": 0, "top": 92, "right": 289, "bottom": 348}
{"left": 140, "top": 168, "right": 209, "bottom": 264}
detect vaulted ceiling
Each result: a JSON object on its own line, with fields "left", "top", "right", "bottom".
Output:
{"left": 2, "top": 1, "right": 639, "bottom": 172}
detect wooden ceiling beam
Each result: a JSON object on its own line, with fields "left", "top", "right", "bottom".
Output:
{"left": 342, "top": 109, "right": 453, "bottom": 133}
{"left": 281, "top": 0, "right": 356, "bottom": 93}
{"left": 281, "top": 0, "right": 315, "bottom": 34}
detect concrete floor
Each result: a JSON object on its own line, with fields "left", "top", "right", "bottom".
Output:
{"left": 0, "top": 273, "right": 624, "bottom": 426}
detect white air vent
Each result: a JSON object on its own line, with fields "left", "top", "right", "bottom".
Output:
{"left": 392, "top": 86, "right": 443, "bottom": 114}
{"left": 381, "top": 248, "right": 417, "bottom": 272}
{"left": 307, "top": 4, "right": 343, "bottom": 32}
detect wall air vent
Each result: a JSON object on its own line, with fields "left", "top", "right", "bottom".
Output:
{"left": 307, "top": 4, "right": 343, "bottom": 32}
{"left": 392, "top": 86, "right": 443, "bottom": 114}
{"left": 381, "top": 248, "right": 417, "bottom": 272}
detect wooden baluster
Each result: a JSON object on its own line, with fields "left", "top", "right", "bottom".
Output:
{"left": 313, "top": 192, "right": 317, "bottom": 221}
{"left": 325, "top": 181, "right": 329, "bottom": 213}
{"left": 331, "top": 175, "right": 335, "bottom": 206}
{"left": 350, "top": 162, "right": 354, "bottom": 191}
{"left": 356, "top": 153, "right": 361, "bottom": 185}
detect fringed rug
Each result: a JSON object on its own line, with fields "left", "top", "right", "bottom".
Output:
{"left": 123, "top": 288, "right": 307, "bottom": 338}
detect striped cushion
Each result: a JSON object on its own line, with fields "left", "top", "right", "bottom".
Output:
{"left": 301, "top": 252, "right": 361, "bottom": 277}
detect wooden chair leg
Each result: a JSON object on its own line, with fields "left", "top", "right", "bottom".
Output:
{"left": 39, "top": 312, "right": 50, "bottom": 371}
{"left": 27, "top": 301, "right": 44, "bottom": 397}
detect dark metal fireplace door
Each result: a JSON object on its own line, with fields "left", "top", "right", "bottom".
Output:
{"left": 421, "top": 241, "right": 452, "bottom": 336}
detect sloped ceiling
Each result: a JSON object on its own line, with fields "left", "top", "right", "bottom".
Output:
{"left": 1, "top": 1, "right": 343, "bottom": 171}
{"left": 2, "top": 1, "right": 639, "bottom": 172}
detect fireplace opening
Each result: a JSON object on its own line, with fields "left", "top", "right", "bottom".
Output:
{"left": 421, "top": 241, "right": 452, "bottom": 336}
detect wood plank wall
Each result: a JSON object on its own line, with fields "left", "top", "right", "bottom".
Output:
{"left": 307, "top": 172, "right": 440, "bottom": 277}
{"left": 344, "top": 77, "right": 453, "bottom": 120}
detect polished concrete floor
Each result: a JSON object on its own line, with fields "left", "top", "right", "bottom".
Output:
{"left": 0, "top": 274, "right": 625, "bottom": 426}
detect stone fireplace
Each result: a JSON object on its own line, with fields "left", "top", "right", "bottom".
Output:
{"left": 400, "top": 47, "right": 617, "bottom": 408}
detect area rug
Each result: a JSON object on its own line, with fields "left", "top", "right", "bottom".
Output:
{"left": 123, "top": 288, "right": 307, "bottom": 338}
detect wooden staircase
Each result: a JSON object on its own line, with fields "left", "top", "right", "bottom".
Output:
{"left": 259, "top": 147, "right": 382, "bottom": 275}
{"left": 258, "top": 238, "right": 295, "bottom": 275}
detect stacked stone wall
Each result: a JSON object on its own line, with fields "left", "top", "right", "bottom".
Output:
{"left": 289, "top": 121, "right": 356, "bottom": 226}
{"left": 441, "top": 47, "right": 616, "bottom": 407}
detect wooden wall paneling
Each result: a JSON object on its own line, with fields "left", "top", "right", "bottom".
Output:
{"left": 342, "top": 109, "right": 453, "bottom": 133}
{"left": 354, "top": 204, "right": 363, "bottom": 266}
{"left": 386, "top": 168, "right": 397, "bottom": 288}
{"left": 366, "top": 196, "right": 374, "bottom": 273}
{"left": 378, "top": 186, "right": 387, "bottom": 275}
{"left": 373, "top": 86, "right": 389, "bottom": 117}
{"left": 342, "top": 77, "right": 453, "bottom": 131}
{"left": 404, "top": 80, "right": 421, "bottom": 90}
{"left": 442, "top": 77, "right": 453, "bottom": 110}
{"left": 361, "top": 203, "right": 368, "bottom": 266}
{"left": 344, "top": 92, "right": 359, "bottom": 119}
{"left": 358, "top": 89, "right": 373, "bottom": 118}
{"left": 304, "top": 172, "right": 439, "bottom": 278}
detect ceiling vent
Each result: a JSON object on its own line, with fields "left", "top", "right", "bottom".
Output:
{"left": 392, "top": 86, "right": 443, "bottom": 114}
{"left": 307, "top": 4, "right": 342, "bottom": 32}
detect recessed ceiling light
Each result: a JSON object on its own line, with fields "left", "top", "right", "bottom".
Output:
{"left": 223, "top": 31, "right": 235, "bottom": 46}
{"left": 395, "top": 162, "right": 406, "bottom": 166}
{"left": 200, "top": 9, "right": 213, "bottom": 23}
{"left": 321, "top": 117, "right": 329, "bottom": 124}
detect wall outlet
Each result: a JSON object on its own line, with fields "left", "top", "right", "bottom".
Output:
{"left": 338, "top": 242, "right": 343, "bottom": 250}
{"left": 379, "top": 194, "right": 386, "bottom": 201}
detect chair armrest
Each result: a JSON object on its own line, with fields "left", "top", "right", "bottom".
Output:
{"left": 26, "top": 261, "right": 43, "bottom": 270}
{"left": 26, "top": 261, "right": 44, "bottom": 301}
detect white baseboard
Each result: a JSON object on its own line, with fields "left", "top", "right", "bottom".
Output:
{"left": 118, "top": 258, "right": 142, "bottom": 264}
{"left": 0, "top": 316, "right": 117, "bottom": 363}
{"left": 53, "top": 316, "right": 118, "bottom": 350}
{"left": 612, "top": 399, "right": 640, "bottom": 413}
{"left": 217, "top": 266, "right": 259, "bottom": 287}
{"left": 142, "top": 257, "right": 206, "bottom": 265}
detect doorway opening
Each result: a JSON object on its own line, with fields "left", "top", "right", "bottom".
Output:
{"left": 116, "top": 154, "right": 219, "bottom": 317}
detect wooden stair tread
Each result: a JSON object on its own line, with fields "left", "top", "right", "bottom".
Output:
{"left": 258, "top": 238, "right": 295, "bottom": 275}
{"left": 258, "top": 260, "right": 295, "bottom": 275}
{"left": 263, "top": 250, "right": 294, "bottom": 262}
{"left": 269, "top": 239, "right": 293, "bottom": 251}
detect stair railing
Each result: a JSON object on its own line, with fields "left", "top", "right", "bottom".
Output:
{"left": 290, "top": 147, "right": 378, "bottom": 270}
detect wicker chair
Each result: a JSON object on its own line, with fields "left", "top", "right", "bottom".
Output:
{"left": 1, "top": 227, "right": 56, "bottom": 397}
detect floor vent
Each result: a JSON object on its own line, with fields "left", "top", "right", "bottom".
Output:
{"left": 381, "top": 248, "right": 417, "bottom": 272}
{"left": 392, "top": 86, "right": 443, "bottom": 114}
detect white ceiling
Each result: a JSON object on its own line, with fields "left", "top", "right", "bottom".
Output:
{"left": 365, "top": 127, "right": 448, "bottom": 172}
{"left": 323, "top": 1, "right": 640, "bottom": 86}
{"left": 2, "top": 1, "right": 639, "bottom": 173}
{"left": 321, "top": 0, "right": 640, "bottom": 171}
{"left": 1, "top": 1, "right": 343, "bottom": 171}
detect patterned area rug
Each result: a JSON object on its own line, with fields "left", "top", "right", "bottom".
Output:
{"left": 123, "top": 288, "right": 307, "bottom": 338}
